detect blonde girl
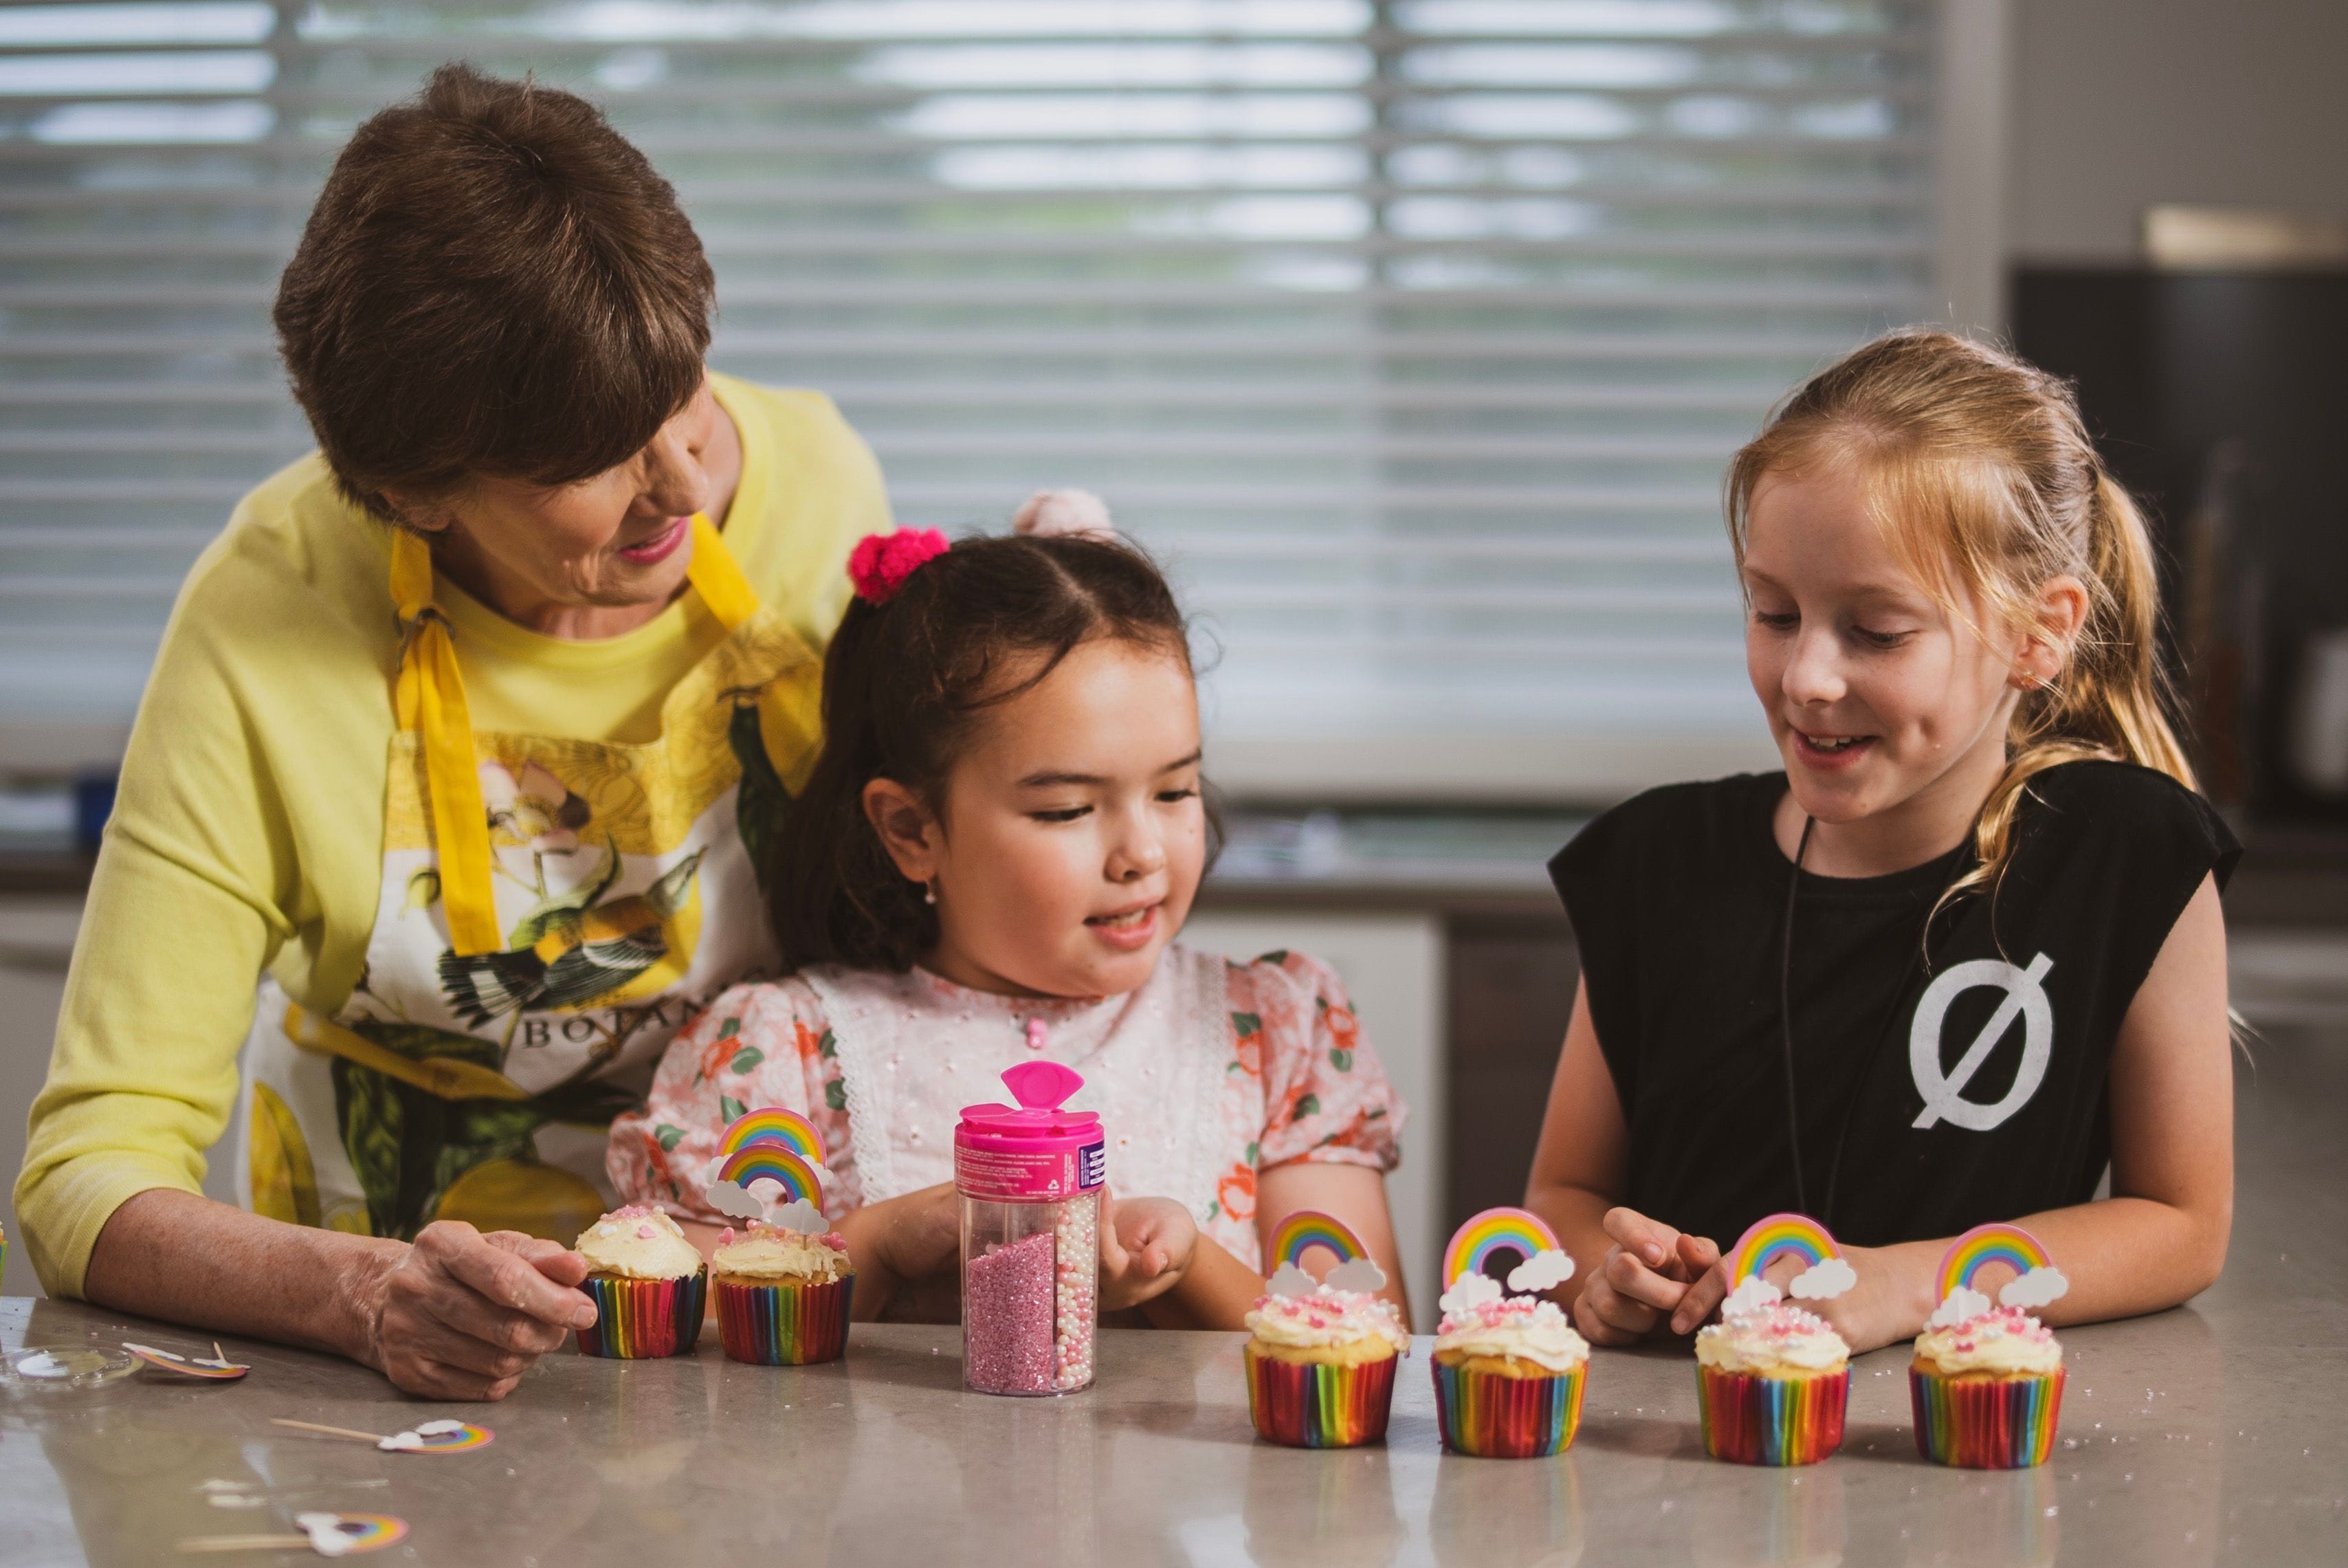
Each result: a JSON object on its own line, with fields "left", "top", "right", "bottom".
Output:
{"left": 1529, "top": 330, "right": 2237, "bottom": 1353}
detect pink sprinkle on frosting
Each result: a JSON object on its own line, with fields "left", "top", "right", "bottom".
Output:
{"left": 1438, "top": 1294, "right": 1547, "bottom": 1336}
{"left": 1942, "top": 1304, "right": 2056, "bottom": 1348}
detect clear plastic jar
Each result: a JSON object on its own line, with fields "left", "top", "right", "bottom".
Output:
{"left": 956, "top": 1061, "right": 1104, "bottom": 1395}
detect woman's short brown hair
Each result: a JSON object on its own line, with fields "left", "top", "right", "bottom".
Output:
{"left": 274, "top": 63, "right": 714, "bottom": 521}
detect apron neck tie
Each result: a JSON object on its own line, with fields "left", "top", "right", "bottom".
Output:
{"left": 390, "top": 513, "right": 751, "bottom": 958}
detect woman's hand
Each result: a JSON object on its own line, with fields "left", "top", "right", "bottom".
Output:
{"left": 359, "top": 1222, "right": 595, "bottom": 1401}
{"left": 1571, "top": 1206, "right": 1720, "bottom": 1347}
{"left": 1100, "top": 1195, "right": 1197, "bottom": 1311}
{"left": 82, "top": 1191, "right": 595, "bottom": 1404}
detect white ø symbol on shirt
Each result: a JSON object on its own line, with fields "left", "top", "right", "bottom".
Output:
{"left": 1909, "top": 952, "right": 2056, "bottom": 1131}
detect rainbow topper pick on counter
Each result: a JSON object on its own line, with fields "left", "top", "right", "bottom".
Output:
{"left": 704, "top": 1106, "right": 830, "bottom": 1231}
{"left": 1927, "top": 1223, "right": 2069, "bottom": 1328}
{"left": 1723, "top": 1213, "right": 1857, "bottom": 1314}
{"left": 1264, "top": 1210, "right": 1386, "bottom": 1296}
{"left": 123, "top": 1340, "right": 250, "bottom": 1380}
{"left": 1442, "top": 1206, "right": 1577, "bottom": 1295}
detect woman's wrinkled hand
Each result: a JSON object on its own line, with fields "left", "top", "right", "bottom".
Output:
{"left": 359, "top": 1222, "right": 594, "bottom": 1401}
{"left": 1572, "top": 1206, "right": 1720, "bottom": 1347}
{"left": 1099, "top": 1195, "right": 1198, "bottom": 1311}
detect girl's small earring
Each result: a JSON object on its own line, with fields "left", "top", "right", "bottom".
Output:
{"left": 923, "top": 880, "right": 938, "bottom": 906}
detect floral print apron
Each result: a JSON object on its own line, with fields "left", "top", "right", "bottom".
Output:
{"left": 236, "top": 516, "right": 821, "bottom": 1243}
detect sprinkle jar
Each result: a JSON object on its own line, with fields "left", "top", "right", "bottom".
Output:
{"left": 955, "top": 1060, "right": 1104, "bottom": 1395}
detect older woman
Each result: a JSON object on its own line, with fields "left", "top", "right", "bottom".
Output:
{"left": 13, "top": 66, "right": 887, "bottom": 1398}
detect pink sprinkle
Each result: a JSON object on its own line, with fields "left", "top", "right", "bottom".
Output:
{"left": 819, "top": 1233, "right": 849, "bottom": 1252}
{"left": 718, "top": 1227, "right": 735, "bottom": 1248}
{"left": 965, "top": 1231, "right": 1056, "bottom": 1393}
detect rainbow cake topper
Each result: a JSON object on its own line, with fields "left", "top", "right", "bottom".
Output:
{"left": 392, "top": 1420, "right": 495, "bottom": 1455}
{"left": 718, "top": 1106, "right": 826, "bottom": 1164}
{"left": 1934, "top": 1223, "right": 2068, "bottom": 1315}
{"left": 705, "top": 1106, "right": 829, "bottom": 1228}
{"left": 1727, "top": 1213, "right": 1857, "bottom": 1302}
{"left": 713, "top": 1144, "right": 822, "bottom": 1202}
{"left": 299, "top": 1513, "right": 409, "bottom": 1556}
{"left": 1264, "top": 1210, "right": 1386, "bottom": 1297}
{"left": 122, "top": 1341, "right": 250, "bottom": 1380}
{"left": 1442, "top": 1206, "right": 1575, "bottom": 1294}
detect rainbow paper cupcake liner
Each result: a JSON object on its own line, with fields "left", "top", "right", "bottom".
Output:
{"left": 1245, "top": 1344, "right": 1397, "bottom": 1448}
{"left": 1696, "top": 1365, "right": 1848, "bottom": 1465}
{"left": 1911, "top": 1367, "right": 2064, "bottom": 1468}
{"left": 575, "top": 1270, "right": 706, "bottom": 1359}
{"left": 715, "top": 1274, "right": 854, "bottom": 1366}
{"left": 1433, "top": 1358, "right": 1586, "bottom": 1459}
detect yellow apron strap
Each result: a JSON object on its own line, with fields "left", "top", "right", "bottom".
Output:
{"left": 285, "top": 1000, "right": 531, "bottom": 1103}
{"left": 390, "top": 531, "right": 502, "bottom": 957}
{"left": 684, "top": 511, "right": 821, "bottom": 788}
{"left": 391, "top": 513, "right": 806, "bottom": 955}
{"left": 683, "top": 511, "right": 758, "bottom": 630}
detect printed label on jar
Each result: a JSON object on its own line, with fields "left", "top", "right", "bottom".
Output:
{"left": 955, "top": 1140, "right": 1109, "bottom": 1202}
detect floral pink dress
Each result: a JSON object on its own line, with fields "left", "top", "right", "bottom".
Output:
{"left": 607, "top": 945, "right": 1404, "bottom": 1270}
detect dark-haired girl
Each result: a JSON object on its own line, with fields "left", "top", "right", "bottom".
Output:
{"left": 610, "top": 495, "right": 1411, "bottom": 1328}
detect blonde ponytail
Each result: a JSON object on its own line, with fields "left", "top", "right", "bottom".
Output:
{"left": 1727, "top": 331, "right": 2198, "bottom": 905}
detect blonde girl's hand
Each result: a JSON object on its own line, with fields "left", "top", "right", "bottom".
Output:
{"left": 1668, "top": 1241, "right": 1921, "bottom": 1352}
{"left": 1571, "top": 1206, "right": 1720, "bottom": 1347}
{"left": 1099, "top": 1195, "right": 1198, "bottom": 1311}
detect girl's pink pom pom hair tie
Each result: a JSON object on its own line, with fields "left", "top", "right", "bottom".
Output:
{"left": 848, "top": 528, "right": 951, "bottom": 605}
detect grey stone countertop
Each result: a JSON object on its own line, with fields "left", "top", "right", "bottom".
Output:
{"left": 3, "top": 1031, "right": 2343, "bottom": 1565}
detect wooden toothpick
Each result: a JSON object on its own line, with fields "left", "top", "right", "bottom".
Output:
{"left": 179, "top": 1534, "right": 313, "bottom": 1554}
{"left": 268, "top": 1417, "right": 389, "bottom": 1444}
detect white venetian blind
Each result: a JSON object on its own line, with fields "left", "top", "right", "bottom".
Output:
{"left": 0, "top": 0, "right": 1942, "bottom": 797}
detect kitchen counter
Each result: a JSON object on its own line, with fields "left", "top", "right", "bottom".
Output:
{"left": 3, "top": 1031, "right": 2343, "bottom": 1565}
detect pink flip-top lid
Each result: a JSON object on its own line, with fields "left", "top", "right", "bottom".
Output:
{"left": 955, "top": 1060, "right": 1100, "bottom": 1158}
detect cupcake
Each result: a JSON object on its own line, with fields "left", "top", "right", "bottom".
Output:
{"left": 572, "top": 1205, "right": 707, "bottom": 1358}
{"left": 1431, "top": 1271, "right": 1590, "bottom": 1457}
{"left": 1910, "top": 1224, "right": 2070, "bottom": 1468}
{"left": 1243, "top": 1279, "right": 1408, "bottom": 1448}
{"left": 1694, "top": 1288, "right": 1850, "bottom": 1465}
{"left": 711, "top": 1219, "right": 854, "bottom": 1366}
{"left": 1696, "top": 1214, "right": 1861, "bottom": 1466}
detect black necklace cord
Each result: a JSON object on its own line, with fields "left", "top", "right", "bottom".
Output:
{"left": 1780, "top": 815, "right": 1817, "bottom": 1216}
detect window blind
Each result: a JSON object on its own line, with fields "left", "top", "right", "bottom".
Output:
{"left": 0, "top": 1, "right": 1943, "bottom": 798}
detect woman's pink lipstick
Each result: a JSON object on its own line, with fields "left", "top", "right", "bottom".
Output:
{"left": 618, "top": 517, "right": 689, "bottom": 565}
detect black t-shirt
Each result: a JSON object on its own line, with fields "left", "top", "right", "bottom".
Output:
{"left": 1549, "top": 761, "right": 2239, "bottom": 1250}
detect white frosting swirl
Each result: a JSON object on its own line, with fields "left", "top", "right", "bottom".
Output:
{"left": 575, "top": 1206, "right": 702, "bottom": 1281}
{"left": 1243, "top": 1287, "right": 1408, "bottom": 1354}
{"left": 1695, "top": 1299, "right": 1849, "bottom": 1375}
{"left": 712, "top": 1223, "right": 850, "bottom": 1282}
{"left": 1912, "top": 1305, "right": 2061, "bottom": 1376}
{"left": 1435, "top": 1275, "right": 1588, "bottom": 1373}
